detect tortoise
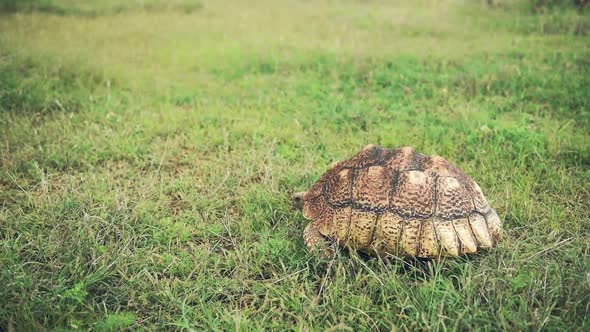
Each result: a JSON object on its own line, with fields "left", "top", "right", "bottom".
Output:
{"left": 292, "top": 145, "right": 502, "bottom": 258}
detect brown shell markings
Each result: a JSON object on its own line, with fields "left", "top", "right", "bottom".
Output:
{"left": 302, "top": 145, "right": 502, "bottom": 258}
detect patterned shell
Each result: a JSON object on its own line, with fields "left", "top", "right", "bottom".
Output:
{"left": 302, "top": 145, "right": 502, "bottom": 258}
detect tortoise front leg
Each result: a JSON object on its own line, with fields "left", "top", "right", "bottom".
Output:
{"left": 303, "top": 222, "right": 333, "bottom": 258}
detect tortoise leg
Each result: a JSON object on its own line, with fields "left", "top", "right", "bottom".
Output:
{"left": 303, "top": 222, "right": 333, "bottom": 258}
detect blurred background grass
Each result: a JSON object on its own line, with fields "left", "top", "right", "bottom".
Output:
{"left": 1, "top": 0, "right": 589, "bottom": 330}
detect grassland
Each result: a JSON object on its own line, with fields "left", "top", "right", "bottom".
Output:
{"left": 1, "top": 0, "right": 589, "bottom": 330}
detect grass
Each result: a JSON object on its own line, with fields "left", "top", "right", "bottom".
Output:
{"left": 0, "top": 0, "right": 202, "bottom": 16}
{"left": 1, "top": 0, "right": 589, "bottom": 330}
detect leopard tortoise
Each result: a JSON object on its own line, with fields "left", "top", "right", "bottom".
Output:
{"left": 292, "top": 145, "right": 502, "bottom": 258}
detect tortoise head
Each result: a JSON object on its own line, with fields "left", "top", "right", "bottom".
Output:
{"left": 291, "top": 191, "right": 307, "bottom": 210}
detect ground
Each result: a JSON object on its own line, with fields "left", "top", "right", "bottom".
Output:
{"left": 0, "top": 0, "right": 589, "bottom": 330}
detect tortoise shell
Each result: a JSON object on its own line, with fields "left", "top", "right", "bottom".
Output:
{"left": 301, "top": 145, "right": 502, "bottom": 258}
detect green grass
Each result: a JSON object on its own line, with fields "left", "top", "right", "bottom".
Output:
{"left": 0, "top": 0, "right": 202, "bottom": 16}
{"left": 1, "top": 0, "right": 589, "bottom": 330}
